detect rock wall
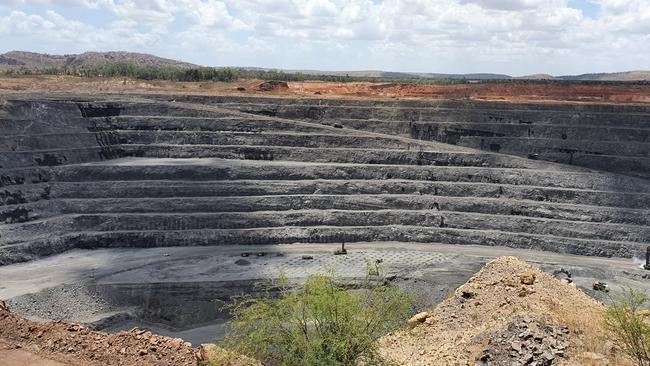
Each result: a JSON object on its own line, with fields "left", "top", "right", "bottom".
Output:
{"left": 212, "top": 96, "right": 650, "bottom": 179}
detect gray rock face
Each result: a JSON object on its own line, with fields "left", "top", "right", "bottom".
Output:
{"left": 478, "top": 316, "right": 570, "bottom": 366}
{"left": 226, "top": 96, "right": 650, "bottom": 179}
{"left": 0, "top": 96, "right": 649, "bottom": 264}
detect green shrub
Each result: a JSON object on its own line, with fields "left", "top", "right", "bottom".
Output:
{"left": 603, "top": 288, "right": 650, "bottom": 366}
{"left": 221, "top": 270, "right": 413, "bottom": 366}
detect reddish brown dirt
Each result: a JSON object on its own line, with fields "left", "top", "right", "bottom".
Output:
{"left": 0, "top": 300, "right": 198, "bottom": 366}
{"left": 0, "top": 346, "right": 66, "bottom": 366}
{"left": 1, "top": 75, "right": 650, "bottom": 105}
{"left": 290, "top": 81, "right": 650, "bottom": 104}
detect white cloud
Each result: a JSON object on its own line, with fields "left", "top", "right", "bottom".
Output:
{"left": 599, "top": 0, "right": 650, "bottom": 33}
{"left": 99, "top": 0, "right": 176, "bottom": 27}
{"left": 458, "top": 0, "right": 547, "bottom": 11}
{"left": 178, "top": 0, "right": 249, "bottom": 30}
{"left": 1, "top": 0, "right": 100, "bottom": 8}
{"left": 2, "top": 10, "right": 93, "bottom": 38}
{"left": 0, "top": 0, "right": 649, "bottom": 74}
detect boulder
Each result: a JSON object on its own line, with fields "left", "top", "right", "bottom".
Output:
{"left": 519, "top": 271, "right": 536, "bottom": 285}
{"left": 235, "top": 259, "right": 251, "bottom": 266}
{"left": 593, "top": 282, "right": 609, "bottom": 292}
{"left": 408, "top": 312, "right": 430, "bottom": 328}
{"left": 518, "top": 287, "right": 536, "bottom": 297}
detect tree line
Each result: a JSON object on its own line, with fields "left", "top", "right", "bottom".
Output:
{"left": 0, "top": 62, "right": 491, "bottom": 84}
{"left": 2, "top": 62, "right": 647, "bottom": 85}
{"left": 1, "top": 62, "right": 384, "bottom": 83}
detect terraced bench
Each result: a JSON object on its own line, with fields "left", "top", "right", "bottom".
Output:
{"left": 214, "top": 97, "right": 650, "bottom": 178}
{"left": 1, "top": 96, "right": 648, "bottom": 265}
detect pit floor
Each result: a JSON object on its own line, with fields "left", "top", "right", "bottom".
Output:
{"left": 1, "top": 243, "right": 649, "bottom": 345}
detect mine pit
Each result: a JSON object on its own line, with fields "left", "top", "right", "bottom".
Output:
{"left": 1, "top": 94, "right": 650, "bottom": 348}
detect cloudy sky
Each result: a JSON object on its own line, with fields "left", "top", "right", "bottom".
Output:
{"left": 0, "top": 0, "right": 648, "bottom": 75}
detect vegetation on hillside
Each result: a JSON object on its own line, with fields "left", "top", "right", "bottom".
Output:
{"left": 3, "top": 62, "right": 648, "bottom": 85}
{"left": 220, "top": 268, "right": 413, "bottom": 366}
{"left": 604, "top": 288, "right": 650, "bottom": 366}
{"left": 2, "top": 63, "right": 239, "bottom": 82}
{"left": 0, "top": 63, "right": 382, "bottom": 83}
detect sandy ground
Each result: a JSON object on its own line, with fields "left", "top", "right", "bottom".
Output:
{"left": 2, "top": 243, "right": 649, "bottom": 346}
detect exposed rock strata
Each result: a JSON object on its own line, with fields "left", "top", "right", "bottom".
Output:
{"left": 0, "top": 96, "right": 648, "bottom": 264}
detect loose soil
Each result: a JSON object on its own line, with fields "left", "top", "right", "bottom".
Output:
{"left": 379, "top": 256, "right": 633, "bottom": 365}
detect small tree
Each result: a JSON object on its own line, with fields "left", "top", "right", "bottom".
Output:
{"left": 603, "top": 288, "right": 650, "bottom": 366}
{"left": 221, "top": 270, "right": 412, "bottom": 366}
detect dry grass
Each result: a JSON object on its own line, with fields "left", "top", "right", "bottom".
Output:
{"left": 549, "top": 293, "right": 632, "bottom": 366}
{"left": 200, "top": 344, "right": 260, "bottom": 366}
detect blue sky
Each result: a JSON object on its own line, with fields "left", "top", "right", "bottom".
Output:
{"left": 0, "top": 0, "right": 649, "bottom": 75}
{"left": 568, "top": 0, "right": 599, "bottom": 18}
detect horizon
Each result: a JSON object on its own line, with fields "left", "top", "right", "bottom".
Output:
{"left": 1, "top": 1, "right": 649, "bottom": 75}
{"left": 3, "top": 49, "right": 649, "bottom": 78}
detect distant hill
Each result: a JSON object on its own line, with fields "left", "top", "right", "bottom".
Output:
{"left": 2, "top": 51, "right": 649, "bottom": 81}
{"left": 382, "top": 71, "right": 513, "bottom": 80}
{"left": 0, "top": 51, "right": 198, "bottom": 69}
{"left": 516, "top": 74, "right": 555, "bottom": 80}
{"left": 255, "top": 68, "right": 513, "bottom": 80}
{"left": 244, "top": 67, "right": 650, "bottom": 81}
{"left": 556, "top": 71, "right": 650, "bottom": 81}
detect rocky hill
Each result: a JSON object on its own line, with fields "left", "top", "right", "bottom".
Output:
{"left": 0, "top": 51, "right": 198, "bottom": 69}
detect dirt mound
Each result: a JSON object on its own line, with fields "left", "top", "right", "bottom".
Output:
{"left": 379, "top": 256, "right": 631, "bottom": 365}
{"left": 256, "top": 80, "right": 289, "bottom": 92}
{"left": 0, "top": 299, "right": 198, "bottom": 366}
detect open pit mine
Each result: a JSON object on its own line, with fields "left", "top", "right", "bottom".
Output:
{"left": 1, "top": 93, "right": 649, "bottom": 349}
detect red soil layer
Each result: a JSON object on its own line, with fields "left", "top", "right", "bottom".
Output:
{"left": 289, "top": 81, "right": 650, "bottom": 104}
